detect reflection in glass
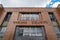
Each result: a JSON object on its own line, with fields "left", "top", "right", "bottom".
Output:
{"left": 20, "top": 14, "right": 39, "bottom": 20}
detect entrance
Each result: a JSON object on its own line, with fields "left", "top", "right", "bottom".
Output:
{"left": 14, "top": 26, "right": 46, "bottom": 40}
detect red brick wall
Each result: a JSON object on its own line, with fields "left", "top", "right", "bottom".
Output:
{"left": 0, "top": 8, "right": 60, "bottom": 40}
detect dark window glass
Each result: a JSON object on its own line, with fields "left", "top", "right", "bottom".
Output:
{"left": 2, "top": 12, "right": 12, "bottom": 27}
{"left": 4, "top": 12, "right": 12, "bottom": 21}
{"left": 0, "top": 27, "right": 6, "bottom": 40}
{"left": 14, "top": 26, "right": 46, "bottom": 40}
{"left": 48, "top": 12, "right": 55, "bottom": 21}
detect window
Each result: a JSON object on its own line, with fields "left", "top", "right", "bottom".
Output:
{"left": 4, "top": 12, "right": 12, "bottom": 21}
{"left": 19, "top": 27, "right": 43, "bottom": 36}
{"left": 0, "top": 27, "right": 6, "bottom": 40}
{"left": 0, "top": 12, "right": 12, "bottom": 40}
{"left": 19, "top": 12, "right": 40, "bottom": 20}
{"left": 14, "top": 26, "right": 46, "bottom": 40}
{"left": 48, "top": 12, "right": 55, "bottom": 21}
{"left": 2, "top": 12, "right": 12, "bottom": 27}
{"left": 48, "top": 12, "right": 60, "bottom": 40}
{"left": 52, "top": 21, "right": 58, "bottom": 27}
{"left": 16, "top": 27, "right": 43, "bottom": 36}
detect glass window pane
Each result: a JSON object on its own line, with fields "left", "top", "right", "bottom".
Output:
{"left": 48, "top": 12, "right": 55, "bottom": 21}
{"left": 52, "top": 21, "right": 58, "bottom": 27}
{"left": 0, "top": 38, "right": 2, "bottom": 40}
{"left": 0, "top": 27, "right": 6, "bottom": 33}
{"left": 0, "top": 37, "right": 3, "bottom": 40}
{"left": 36, "top": 33, "right": 42, "bottom": 36}
{"left": 23, "top": 28, "right": 29, "bottom": 36}
{"left": 58, "top": 37, "right": 60, "bottom": 40}
{"left": 0, "top": 27, "right": 6, "bottom": 36}
{"left": 14, "top": 26, "right": 46, "bottom": 40}
{"left": 54, "top": 27, "right": 60, "bottom": 33}
{"left": 0, "top": 27, "right": 6, "bottom": 40}
{"left": 2, "top": 21, "right": 8, "bottom": 27}
{"left": 20, "top": 13, "right": 39, "bottom": 20}
{"left": 16, "top": 27, "right": 44, "bottom": 36}
{"left": 37, "top": 28, "right": 43, "bottom": 33}
{"left": 5, "top": 12, "right": 12, "bottom": 21}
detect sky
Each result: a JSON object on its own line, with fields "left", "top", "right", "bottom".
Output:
{"left": 0, "top": 0, "right": 60, "bottom": 7}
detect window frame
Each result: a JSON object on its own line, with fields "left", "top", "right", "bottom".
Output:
{"left": 19, "top": 12, "right": 41, "bottom": 20}
{"left": 14, "top": 26, "right": 46, "bottom": 40}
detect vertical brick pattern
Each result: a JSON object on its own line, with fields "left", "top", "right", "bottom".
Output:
{"left": 41, "top": 11, "right": 57, "bottom": 40}
{"left": 3, "top": 12, "right": 19, "bottom": 40}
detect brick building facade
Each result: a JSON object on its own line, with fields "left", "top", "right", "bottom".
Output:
{"left": 0, "top": 4, "right": 60, "bottom": 40}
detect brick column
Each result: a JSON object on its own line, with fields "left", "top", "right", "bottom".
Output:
{"left": 41, "top": 11, "right": 57, "bottom": 40}
{"left": 0, "top": 4, "right": 4, "bottom": 17}
{"left": 39, "top": 12, "right": 41, "bottom": 20}
{"left": 18, "top": 12, "right": 22, "bottom": 20}
{"left": 3, "top": 12, "right": 19, "bottom": 40}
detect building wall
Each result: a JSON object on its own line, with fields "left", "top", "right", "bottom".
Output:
{"left": 0, "top": 8, "right": 60, "bottom": 40}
